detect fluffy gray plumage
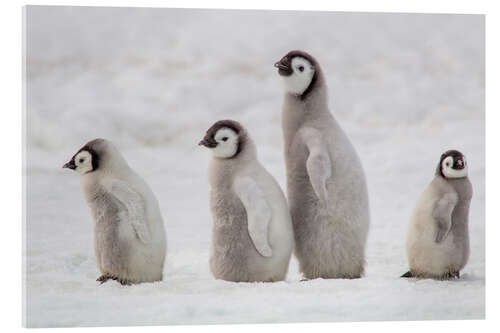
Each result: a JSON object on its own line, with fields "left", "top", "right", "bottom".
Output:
{"left": 201, "top": 120, "right": 294, "bottom": 282}
{"left": 405, "top": 150, "right": 473, "bottom": 279}
{"left": 277, "top": 50, "right": 370, "bottom": 279}
{"left": 64, "top": 139, "right": 167, "bottom": 285}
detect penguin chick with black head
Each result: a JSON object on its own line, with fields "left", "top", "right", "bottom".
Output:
{"left": 199, "top": 120, "right": 294, "bottom": 282}
{"left": 63, "top": 138, "right": 167, "bottom": 285}
{"left": 275, "top": 50, "right": 370, "bottom": 279}
{"left": 403, "top": 150, "right": 473, "bottom": 280}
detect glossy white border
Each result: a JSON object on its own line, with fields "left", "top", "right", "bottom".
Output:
{"left": 2, "top": 1, "right": 496, "bottom": 332}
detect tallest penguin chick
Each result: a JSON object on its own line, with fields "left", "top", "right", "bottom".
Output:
{"left": 275, "top": 50, "right": 370, "bottom": 279}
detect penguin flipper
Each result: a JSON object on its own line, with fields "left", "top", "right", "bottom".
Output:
{"left": 432, "top": 192, "right": 458, "bottom": 243}
{"left": 401, "top": 271, "right": 414, "bottom": 278}
{"left": 302, "top": 129, "right": 332, "bottom": 203}
{"left": 102, "top": 179, "right": 151, "bottom": 244}
{"left": 233, "top": 176, "right": 273, "bottom": 257}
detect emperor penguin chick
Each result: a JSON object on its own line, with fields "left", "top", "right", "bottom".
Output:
{"left": 199, "top": 120, "right": 294, "bottom": 282}
{"left": 403, "top": 150, "right": 473, "bottom": 280}
{"left": 275, "top": 50, "right": 370, "bottom": 279}
{"left": 63, "top": 138, "right": 167, "bottom": 285}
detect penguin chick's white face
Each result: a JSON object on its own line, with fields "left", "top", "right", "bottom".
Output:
{"left": 200, "top": 120, "right": 244, "bottom": 159}
{"left": 441, "top": 155, "right": 468, "bottom": 178}
{"left": 72, "top": 151, "right": 93, "bottom": 174}
{"left": 211, "top": 128, "right": 239, "bottom": 159}
{"left": 63, "top": 147, "right": 97, "bottom": 175}
{"left": 279, "top": 57, "right": 315, "bottom": 95}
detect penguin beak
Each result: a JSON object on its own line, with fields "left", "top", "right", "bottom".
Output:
{"left": 274, "top": 59, "right": 293, "bottom": 76}
{"left": 62, "top": 160, "right": 76, "bottom": 170}
{"left": 455, "top": 159, "right": 465, "bottom": 170}
{"left": 198, "top": 139, "right": 217, "bottom": 148}
{"left": 274, "top": 61, "right": 289, "bottom": 70}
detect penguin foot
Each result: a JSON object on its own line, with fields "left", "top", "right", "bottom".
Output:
{"left": 442, "top": 271, "right": 460, "bottom": 280}
{"left": 96, "top": 275, "right": 111, "bottom": 284}
{"left": 111, "top": 276, "right": 132, "bottom": 286}
{"left": 401, "top": 271, "right": 414, "bottom": 278}
{"left": 97, "top": 274, "right": 132, "bottom": 285}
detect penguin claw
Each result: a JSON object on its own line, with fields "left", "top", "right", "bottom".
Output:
{"left": 119, "top": 279, "right": 131, "bottom": 286}
{"left": 401, "top": 271, "right": 414, "bottom": 278}
{"left": 111, "top": 276, "right": 131, "bottom": 286}
{"left": 96, "top": 275, "right": 111, "bottom": 284}
{"left": 444, "top": 271, "right": 460, "bottom": 280}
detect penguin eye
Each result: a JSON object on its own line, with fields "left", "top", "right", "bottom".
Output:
{"left": 221, "top": 137, "right": 228, "bottom": 142}
{"left": 79, "top": 158, "right": 84, "bottom": 163}
{"left": 298, "top": 66, "right": 304, "bottom": 72}
{"left": 446, "top": 162, "right": 450, "bottom": 167}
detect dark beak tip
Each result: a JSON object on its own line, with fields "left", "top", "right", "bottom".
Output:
{"left": 199, "top": 139, "right": 217, "bottom": 148}
{"left": 63, "top": 161, "right": 76, "bottom": 170}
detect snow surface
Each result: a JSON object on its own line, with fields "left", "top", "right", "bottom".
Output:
{"left": 24, "top": 6, "right": 485, "bottom": 327}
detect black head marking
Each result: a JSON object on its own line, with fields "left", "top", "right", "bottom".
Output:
{"left": 199, "top": 120, "right": 246, "bottom": 157}
{"left": 274, "top": 50, "right": 319, "bottom": 100}
{"left": 438, "top": 149, "right": 466, "bottom": 177}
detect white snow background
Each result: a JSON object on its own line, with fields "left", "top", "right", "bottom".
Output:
{"left": 24, "top": 6, "right": 485, "bottom": 327}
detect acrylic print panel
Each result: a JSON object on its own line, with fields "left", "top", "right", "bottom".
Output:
{"left": 23, "top": 5, "right": 485, "bottom": 327}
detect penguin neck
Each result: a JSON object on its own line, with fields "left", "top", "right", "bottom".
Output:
{"left": 435, "top": 170, "right": 473, "bottom": 202}
{"left": 102, "top": 149, "right": 132, "bottom": 175}
{"left": 446, "top": 176, "right": 473, "bottom": 201}
{"left": 282, "top": 71, "right": 330, "bottom": 142}
{"left": 209, "top": 139, "right": 258, "bottom": 185}
{"left": 83, "top": 149, "right": 132, "bottom": 183}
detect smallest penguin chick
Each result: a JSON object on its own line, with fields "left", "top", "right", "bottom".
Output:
{"left": 199, "top": 120, "right": 294, "bottom": 282}
{"left": 63, "top": 138, "right": 167, "bottom": 285}
{"left": 403, "top": 150, "right": 473, "bottom": 280}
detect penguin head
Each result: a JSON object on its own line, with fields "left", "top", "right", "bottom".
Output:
{"left": 199, "top": 120, "right": 244, "bottom": 159}
{"left": 439, "top": 150, "right": 468, "bottom": 179}
{"left": 274, "top": 50, "right": 317, "bottom": 98}
{"left": 62, "top": 138, "right": 107, "bottom": 175}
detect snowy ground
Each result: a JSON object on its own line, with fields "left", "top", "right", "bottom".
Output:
{"left": 24, "top": 6, "right": 485, "bottom": 327}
